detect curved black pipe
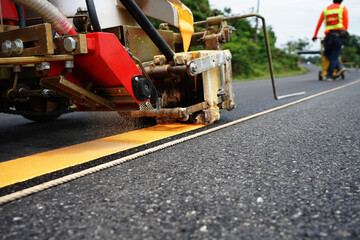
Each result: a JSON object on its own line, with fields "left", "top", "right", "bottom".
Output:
{"left": 85, "top": 0, "right": 102, "bottom": 32}
{"left": 119, "top": 0, "right": 175, "bottom": 62}
{"left": 15, "top": 4, "right": 26, "bottom": 28}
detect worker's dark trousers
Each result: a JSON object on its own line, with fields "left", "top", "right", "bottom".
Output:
{"left": 324, "top": 34, "right": 345, "bottom": 78}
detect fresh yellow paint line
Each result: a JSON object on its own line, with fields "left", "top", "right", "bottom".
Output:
{"left": 0, "top": 123, "right": 203, "bottom": 188}
{"left": 2, "top": 80, "right": 360, "bottom": 205}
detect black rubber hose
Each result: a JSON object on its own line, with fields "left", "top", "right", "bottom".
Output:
{"left": 15, "top": 4, "right": 26, "bottom": 28}
{"left": 85, "top": 0, "right": 102, "bottom": 32}
{"left": 119, "top": 0, "right": 175, "bottom": 62}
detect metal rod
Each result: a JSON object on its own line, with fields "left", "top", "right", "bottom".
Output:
{"left": 0, "top": 55, "right": 74, "bottom": 65}
{"left": 119, "top": 0, "right": 175, "bottom": 62}
{"left": 195, "top": 13, "right": 306, "bottom": 100}
{"left": 0, "top": 0, "right": 3, "bottom": 28}
{"left": 296, "top": 51, "right": 321, "bottom": 55}
{"left": 255, "top": 14, "right": 278, "bottom": 100}
{"left": 145, "top": 65, "right": 187, "bottom": 78}
{"left": 131, "top": 108, "right": 187, "bottom": 119}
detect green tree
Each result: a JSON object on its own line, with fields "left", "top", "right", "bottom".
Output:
{"left": 343, "top": 35, "right": 360, "bottom": 64}
{"left": 179, "top": 1, "right": 303, "bottom": 79}
{"left": 284, "top": 38, "right": 310, "bottom": 54}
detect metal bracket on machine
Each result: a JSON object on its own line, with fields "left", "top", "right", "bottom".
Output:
{"left": 40, "top": 76, "right": 115, "bottom": 110}
{"left": 184, "top": 50, "right": 235, "bottom": 111}
{"left": 186, "top": 51, "right": 230, "bottom": 76}
{"left": 148, "top": 50, "right": 236, "bottom": 124}
{"left": 0, "top": 24, "right": 54, "bottom": 58}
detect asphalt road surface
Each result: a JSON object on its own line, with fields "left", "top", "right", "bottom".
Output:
{"left": 1, "top": 66, "right": 359, "bottom": 239}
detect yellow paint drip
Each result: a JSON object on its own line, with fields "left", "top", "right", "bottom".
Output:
{"left": 170, "top": 1, "right": 194, "bottom": 52}
{"left": 0, "top": 124, "right": 203, "bottom": 188}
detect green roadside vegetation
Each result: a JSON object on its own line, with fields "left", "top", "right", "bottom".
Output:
{"left": 181, "top": 0, "right": 305, "bottom": 81}
{"left": 180, "top": 0, "right": 359, "bottom": 81}
{"left": 234, "top": 65, "right": 308, "bottom": 82}
{"left": 343, "top": 35, "right": 360, "bottom": 65}
{"left": 221, "top": 18, "right": 307, "bottom": 81}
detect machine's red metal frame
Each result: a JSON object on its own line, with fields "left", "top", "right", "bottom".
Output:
{"left": 48, "top": 32, "right": 146, "bottom": 109}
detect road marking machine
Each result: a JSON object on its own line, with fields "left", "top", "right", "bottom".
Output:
{"left": 0, "top": 0, "right": 304, "bottom": 124}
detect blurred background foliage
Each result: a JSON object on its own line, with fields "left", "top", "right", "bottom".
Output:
{"left": 181, "top": 0, "right": 303, "bottom": 80}
{"left": 153, "top": 0, "right": 359, "bottom": 79}
{"left": 343, "top": 35, "right": 360, "bottom": 65}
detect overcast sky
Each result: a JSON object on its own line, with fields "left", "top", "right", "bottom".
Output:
{"left": 208, "top": 0, "right": 360, "bottom": 50}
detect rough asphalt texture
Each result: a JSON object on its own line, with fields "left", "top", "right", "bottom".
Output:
{"left": 0, "top": 67, "right": 359, "bottom": 239}
{"left": 0, "top": 66, "right": 349, "bottom": 161}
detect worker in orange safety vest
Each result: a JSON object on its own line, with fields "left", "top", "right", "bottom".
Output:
{"left": 313, "top": 0, "right": 349, "bottom": 81}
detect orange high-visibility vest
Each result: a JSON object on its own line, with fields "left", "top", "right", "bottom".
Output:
{"left": 313, "top": 3, "right": 348, "bottom": 38}
{"left": 324, "top": 5, "right": 345, "bottom": 31}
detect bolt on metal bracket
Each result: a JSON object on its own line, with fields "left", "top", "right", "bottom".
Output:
{"left": 187, "top": 51, "right": 230, "bottom": 76}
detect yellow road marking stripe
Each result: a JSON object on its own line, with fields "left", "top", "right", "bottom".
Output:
{"left": 0, "top": 124, "right": 203, "bottom": 188}
{"left": 1, "top": 79, "right": 360, "bottom": 205}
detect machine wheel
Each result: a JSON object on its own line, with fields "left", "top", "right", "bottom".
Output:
{"left": 21, "top": 112, "right": 62, "bottom": 122}
{"left": 15, "top": 97, "right": 63, "bottom": 122}
{"left": 318, "top": 71, "right": 323, "bottom": 81}
{"left": 341, "top": 73, "right": 345, "bottom": 80}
